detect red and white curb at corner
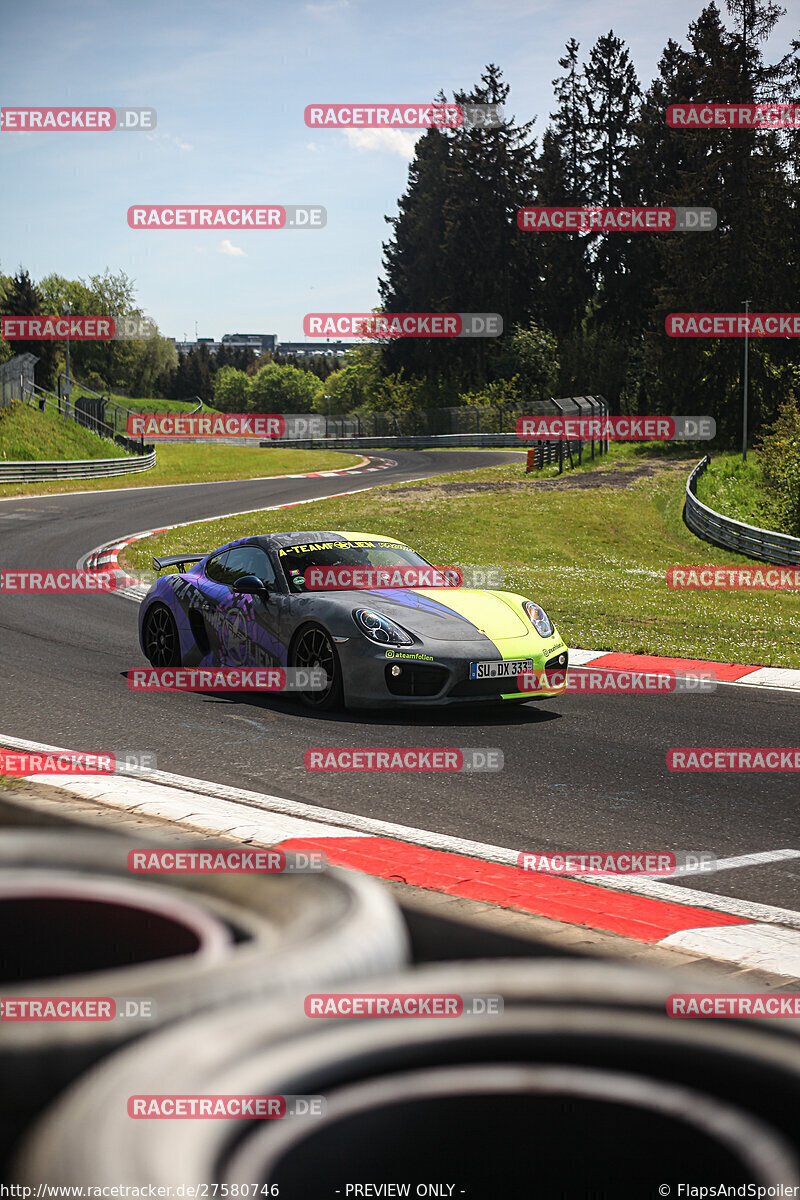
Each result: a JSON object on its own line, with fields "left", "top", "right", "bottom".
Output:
{"left": 79, "top": 455, "right": 398, "bottom": 601}
{"left": 568, "top": 648, "right": 800, "bottom": 694}
{"left": 3, "top": 734, "right": 800, "bottom": 978}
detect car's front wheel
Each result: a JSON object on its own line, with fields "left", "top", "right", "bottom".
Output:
{"left": 291, "top": 623, "right": 344, "bottom": 711}
{"left": 142, "top": 604, "right": 182, "bottom": 668}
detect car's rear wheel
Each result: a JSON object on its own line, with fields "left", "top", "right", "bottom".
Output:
{"left": 291, "top": 624, "right": 343, "bottom": 710}
{"left": 142, "top": 604, "right": 182, "bottom": 668}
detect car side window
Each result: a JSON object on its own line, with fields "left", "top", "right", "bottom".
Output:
{"left": 224, "top": 545, "right": 276, "bottom": 587}
{"left": 205, "top": 551, "right": 233, "bottom": 584}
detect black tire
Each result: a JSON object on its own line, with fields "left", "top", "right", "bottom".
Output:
{"left": 0, "top": 829, "right": 408, "bottom": 1167}
{"left": 141, "top": 603, "right": 182, "bottom": 668}
{"left": 290, "top": 623, "right": 344, "bottom": 710}
{"left": 14, "top": 960, "right": 800, "bottom": 1190}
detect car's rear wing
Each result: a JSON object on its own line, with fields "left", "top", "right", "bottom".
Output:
{"left": 152, "top": 554, "right": 205, "bottom": 573}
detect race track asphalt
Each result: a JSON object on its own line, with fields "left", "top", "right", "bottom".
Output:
{"left": 1, "top": 449, "right": 798, "bottom": 910}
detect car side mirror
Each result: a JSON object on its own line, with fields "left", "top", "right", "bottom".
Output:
{"left": 232, "top": 574, "right": 270, "bottom": 596}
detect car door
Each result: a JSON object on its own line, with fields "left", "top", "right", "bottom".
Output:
{"left": 211, "top": 543, "right": 285, "bottom": 668}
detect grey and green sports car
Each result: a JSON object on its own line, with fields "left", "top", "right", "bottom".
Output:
{"left": 138, "top": 529, "right": 568, "bottom": 710}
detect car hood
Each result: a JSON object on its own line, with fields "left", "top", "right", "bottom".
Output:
{"left": 350, "top": 588, "right": 531, "bottom": 642}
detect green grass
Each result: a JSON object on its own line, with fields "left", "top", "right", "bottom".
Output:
{"left": 401, "top": 439, "right": 705, "bottom": 479}
{"left": 695, "top": 452, "right": 772, "bottom": 528}
{"left": 120, "top": 448, "right": 800, "bottom": 667}
{"left": 0, "top": 410, "right": 359, "bottom": 499}
{"left": 109, "top": 394, "right": 222, "bottom": 414}
{"left": 0, "top": 402, "right": 129, "bottom": 463}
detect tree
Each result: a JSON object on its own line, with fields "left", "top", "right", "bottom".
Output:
{"left": 534, "top": 127, "right": 594, "bottom": 338}
{"left": 551, "top": 38, "right": 590, "bottom": 201}
{"left": 248, "top": 364, "right": 323, "bottom": 413}
{"left": 755, "top": 392, "right": 800, "bottom": 534}
{"left": 379, "top": 67, "right": 540, "bottom": 395}
{"left": 0, "top": 269, "right": 58, "bottom": 388}
{"left": 583, "top": 31, "right": 641, "bottom": 331}
{"left": 495, "top": 319, "right": 559, "bottom": 400}
{"left": 213, "top": 366, "right": 251, "bottom": 412}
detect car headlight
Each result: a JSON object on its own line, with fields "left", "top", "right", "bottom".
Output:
{"left": 522, "top": 600, "right": 554, "bottom": 638}
{"left": 353, "top": 608, "right": 414, "bottom": 646}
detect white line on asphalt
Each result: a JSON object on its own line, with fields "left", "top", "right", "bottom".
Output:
{"left": 689, "top": 848, "right": 800, "bottom": 873}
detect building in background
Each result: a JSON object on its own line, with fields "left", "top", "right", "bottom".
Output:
{"left": 220, "top": 333, "right": 277, "bottom": 354}
{"left": 276, "top": 341, "right": 351, "bottom": 357}
{"left": 171, "top": 334, "right": 351, "bottom": 358}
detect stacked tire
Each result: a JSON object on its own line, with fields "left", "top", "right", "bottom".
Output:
{"left": 13, "top": 960, "right": 800, "bottom": 1194}
{"left": 0, "top": 829, "right": 409, "bottom": 1168}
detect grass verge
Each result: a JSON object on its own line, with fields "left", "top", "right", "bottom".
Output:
{"left": 694, "top": 451, "right": 774, "bottom": 529}
{"left": 0, "top": 437, "right": 362, "bottom": 499}
{"left": 0, "top": 403, "right": 128, "bottom": 463}
{"left": 109, "top": 395, "right": 221, "bottom": 414}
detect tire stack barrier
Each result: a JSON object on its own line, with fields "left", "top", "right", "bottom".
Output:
{"left": 0, "top": 830, "right": 409, "bottom": 1170}
{"left": 12, "top": 960, "right": 800, "bottom": 1192}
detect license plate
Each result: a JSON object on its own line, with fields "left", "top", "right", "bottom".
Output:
{"left": 469, "top": 658, "right": 534, "bottom": 680}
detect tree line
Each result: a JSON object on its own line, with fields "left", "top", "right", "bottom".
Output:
{"left": 376, "top": 0, "right": 800, "bottom": 443}
{"left": 4, "top": 0, "right": 800, "bottom": 441}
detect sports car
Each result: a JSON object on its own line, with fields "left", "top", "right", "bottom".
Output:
{"left": 138, "top": 530, "right": 569, "bottom": 710}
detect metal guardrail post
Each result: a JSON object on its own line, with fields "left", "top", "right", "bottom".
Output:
{"left": 0, "top": 449, "right": 157, "bottom": 483}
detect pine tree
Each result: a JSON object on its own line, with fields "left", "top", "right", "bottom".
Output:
{"left": 379, "top": 67, "right": 539, "bottom": 397}
{"left": 0, "top": 269, "right": 58, "bottom": 389}
{"left": 583, "top": 31, "right": 642, "bottom": 330}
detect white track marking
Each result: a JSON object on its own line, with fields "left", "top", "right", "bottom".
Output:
{"left": 8, "top": 732, "right": 800, "bottom": 974}
{"left": 3, "top": 732, "right": 800, "bottom": 930}
{"left": 737, "top": 668, "right": 800, "bottom": 690}
{"left": 662, "top": 923, "right": 800, "bottom": 976}
{"left": 690, "top": 849, "right": 800, "bottom": 873}
{"left": 21, "top": 773, "right": 369, "bottom": 843}
{"left": 563, "top": 648, "right": 609, "bottom": 666}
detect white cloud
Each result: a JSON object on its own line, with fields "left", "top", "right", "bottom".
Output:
{"left": 342, "top": 128, "right": 419, "bottom": 158}
{"left": 305, "top": 0, "right": 349, "bottom": 11}
{"left": 145, "top": 130, "right": 193, "bottom": 151}
{"left": 219, "top": 239, "right": 246, "bottom": 257}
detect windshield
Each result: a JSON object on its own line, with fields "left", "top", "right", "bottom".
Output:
{"left": 277, "top": 538, "right": 432, "bottom": 592}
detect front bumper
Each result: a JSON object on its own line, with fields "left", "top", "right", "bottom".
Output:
{"left": 339, "top": 632, "right": 569, "bottom": 708}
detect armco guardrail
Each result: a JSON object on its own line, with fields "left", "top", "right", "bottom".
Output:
{"left": 685, "top": 455, "right": 800, "bottom": 566}
{"left": 0, "top": 450, "right": 157, "bottom": 484}
{"left": 267, "top": 396, "right": 609, "bottom": 464}
{"left": 268, "top": 433, "right": 527, "bottom": 450}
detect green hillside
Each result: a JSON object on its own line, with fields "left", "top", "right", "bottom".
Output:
{"left": 0, "top": 402, "right": 129, "bottom": 462}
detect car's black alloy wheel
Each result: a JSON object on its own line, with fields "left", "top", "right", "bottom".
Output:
{"left": 142, "top": 605, "right": 182, "bottom": 668}
{"left": 291, "top": 624, "right": 343, "bottom": 710}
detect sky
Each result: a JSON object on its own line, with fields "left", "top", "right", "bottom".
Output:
{"left": 2, "top": 0, "right": 799, "bottom": 343}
